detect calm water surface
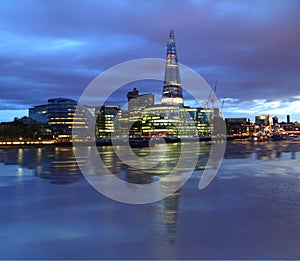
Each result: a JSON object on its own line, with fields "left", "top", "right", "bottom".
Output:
{"left": 0, "top": 141, "right": 300, "bottom": 259}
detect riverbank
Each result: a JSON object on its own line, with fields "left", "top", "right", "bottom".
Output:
{"left": 0, "top": 140, "right": 72, "bottom": 148}
{"left": 0, "top": 136, "right": 219, "bottom": 148}
{"left": 0, "top": 135, "right": 247, "bottom": 148}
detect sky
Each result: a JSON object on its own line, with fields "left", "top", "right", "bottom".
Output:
{"left": 0, "top": 0, "right": 300, "bottom": 122}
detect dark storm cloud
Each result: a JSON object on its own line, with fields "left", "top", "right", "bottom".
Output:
{"left": 0, "top": 0, "right": 300, "bottom": 121}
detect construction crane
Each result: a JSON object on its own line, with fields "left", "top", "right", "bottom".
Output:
{"left": 220, "top": 97, "right": 226, "bottom": 117}
{"left": 205, "top": 80, "right": 218, "bottom": 109}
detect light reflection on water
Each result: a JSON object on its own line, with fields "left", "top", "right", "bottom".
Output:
{"left": 0, "top": 146, "right": 82, "bottom": 184}
{"left": 0, "top": 143, "right": 211, "bottom": 185}
{"left": 2, "top": 141, "right": 298, "bottom": 182}
{"left": 0, "top": 141, "right": 300, "bottom": 259}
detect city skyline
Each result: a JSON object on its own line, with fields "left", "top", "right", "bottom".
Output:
{"left": 1, "top": 1, "right": 300, "bottom": 122}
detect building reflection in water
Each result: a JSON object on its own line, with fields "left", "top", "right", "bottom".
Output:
{"left": 162, "top": 190, "right": 180, "bottom": 243}
{"left": 98, "top": 144, "right": 183, "bottom": 242}
{"left": 0, "top": 146, "right": 82, "bottom": 184}
{"left": 0, "top": 141, "right": 300, "bottom": 242}
{"left": 255, "top": 142, "right": 299, "bottom": 160}
{"left": 3, "top": 142, "right": 299, "bottom": 186}
{"left": 225, "top": 141, "right": 300, "bottom": 160}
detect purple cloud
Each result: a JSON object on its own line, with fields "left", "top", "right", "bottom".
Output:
{"left": 0, "top": 0, "right": 299, "bottom": 122}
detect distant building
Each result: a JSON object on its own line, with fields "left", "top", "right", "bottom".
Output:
{"left": 255, "top": 115, "right": 273, "bottom": 127}
{"left": 29, "top": 104, "right": 48, "bottom": 123}
{"left": 96, "top": 105, "right": 121, "bottom": 138}
{"left": 281, "top": 121, "right": 295, "bottom": 132}
{"left": 161, "top": 30, "right": 183, "bottom": 106}
{"left": 83, "top": 105, "right": 96, "bottom": 119}
{"left": 0, "top": 117, "right": 47, "bottom": 140}
{"left": 182, "top": 107, "right": 216, "bottom": 136}
{"left": 272, "top": 116, "right": 278, "bottom": 125}
{"left": 123, "top": 31, "right": 217, "bottom": 138}
{"left": 225, "top": 118, "right": 254, "bottom": 136}
{"left": 47, "top": 97, "right": 87, "bottom": 139}
{"left": 127, "top": 87, "right": 139, "bottom": 103}
{"left": 124, "top": 88, "right": 155, "bottom": 136}
{"left": 141, "top": 105, "right": 184, "bottom": 137}
{"left": 141, "top": 105, "right": 214, "bottom": 137}
{"left": 196, "top": 108, "right": 215, "bottom": 136}
{"left": 127, "top": 89, "right": 154, "bottom": 116}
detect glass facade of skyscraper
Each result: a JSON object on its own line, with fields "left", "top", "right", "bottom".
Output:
{"left": 47, "top": 98, "right": 88, "bottom": 139}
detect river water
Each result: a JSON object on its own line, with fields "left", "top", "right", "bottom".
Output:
{"left": 0, "top": 141, "right": 300, "bottom": 259}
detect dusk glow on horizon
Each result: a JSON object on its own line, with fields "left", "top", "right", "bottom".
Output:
{"left": 1, "top": 0, "right": 300, "bottom": 122}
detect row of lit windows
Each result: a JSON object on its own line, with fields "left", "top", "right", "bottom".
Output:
{"left": 49, "top": 121, "right": 87, "bottom": 125}
{"left": 67, "top": 126, "right": 88, "bottom": 129}
{"left": 47, "top": 112, "right": 76, "bottom": 115}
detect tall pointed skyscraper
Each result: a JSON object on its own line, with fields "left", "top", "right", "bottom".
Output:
{"left": 161, "top": 30, "right": 184, "bottom": 106}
